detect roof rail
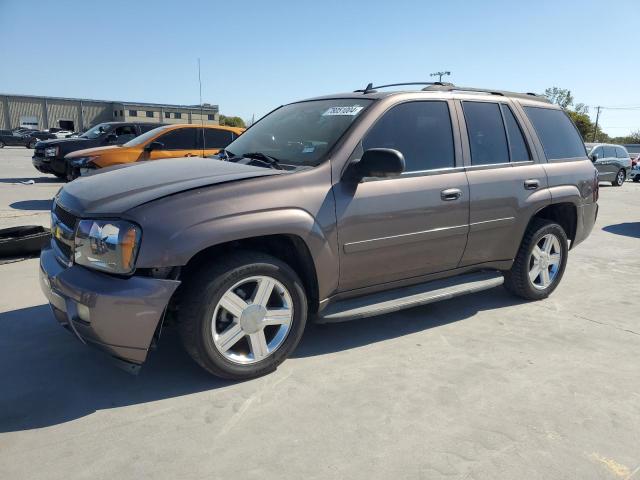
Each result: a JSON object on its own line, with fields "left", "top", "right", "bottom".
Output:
{"left": 354, "top": 81, "right": 454, "bottom": 94}
{"left": 422, "top": 84, "right": 550, "bottom": 103}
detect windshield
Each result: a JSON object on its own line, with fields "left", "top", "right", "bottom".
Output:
{"left": 226, "top": 99, "right": 373, "bottom": 167}
{"left": 81, "top": 123, "right": 112, "bottom": 139}
{"left": 123, "top": 125, "right": 169, "bottom": 147}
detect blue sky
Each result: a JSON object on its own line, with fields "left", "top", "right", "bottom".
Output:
{"left": 1, "top": 0, "right": 638, "bottom": 135}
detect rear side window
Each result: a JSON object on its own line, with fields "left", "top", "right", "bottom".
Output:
{"left": 462, "top": 102, "right": 509, "bottom": 165}
{"left": 501, "top": 105, "right": 531, "bottom": 162}
{"left": 363, "top": 101, "right": 455, "bottom": 172}
{"left": 199, "top": 128, "right": 234, "bottom": 149}
{"left": 603, "top": 146, "right": 616, "bottom": 158}
{"left": 523, "top": 107, "right": 586, "bottom": 160}
{"left": 615, "top": 146, "right": 628, "bottom": 158}
{"left": 157, "top": 128, "right": 197, "bottom": 150}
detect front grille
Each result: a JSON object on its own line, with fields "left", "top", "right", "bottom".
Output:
{"left": 52, "top": 202, "right": 77, "bottom": 260}
{"left": 34, "top": 147, "right": 46, "bottom": 159}
{"left": 54, "top": 237, "right": 72, "bottom": 258}
{"left": 54, "top": 203, "right": 77, "bottom": 230}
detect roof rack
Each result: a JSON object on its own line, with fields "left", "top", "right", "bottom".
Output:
{"left": 354, "top": 82, "right": 454, "bottom": 94}
{"left": 421, "top": 84, "right": 550, "bottom": 102}
{"left": 354, "top": 82, "right": 550, "bottom": 103}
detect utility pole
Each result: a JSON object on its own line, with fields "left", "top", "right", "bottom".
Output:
{"left": 592, "top": 106, "right": 601, "bottom": 142}
{"left": 430, "top": 71, "right": 451, "bottom": 83}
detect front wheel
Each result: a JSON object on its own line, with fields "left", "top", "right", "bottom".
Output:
{"left": 178, "top": 251, "right": 308, "bottom": 379}
{"left": 504, "top": 219, "right": 568, "bottom": 300}
{"left": 612, "top": 169, "right": 626, "bottom": 186}
{"left": 26, "top": 140, "right": 36, "bottom": 149}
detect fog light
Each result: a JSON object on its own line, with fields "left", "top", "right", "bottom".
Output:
{"left": 77, "top": 303, "right": 91, "bottom": 323}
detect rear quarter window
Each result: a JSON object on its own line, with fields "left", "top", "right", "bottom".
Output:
{"left": 523, "top": 107, "right": 586, "bottom": 160}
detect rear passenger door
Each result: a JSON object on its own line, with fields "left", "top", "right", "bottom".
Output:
{"left": 149, "top": 127, "right": 199, "bottom": 160}
{"left": 457, "top": 100, "right": 549, "bottom": 266}
{"left": 335, "top": 100, "right": 469, "bottom": 291}
{"left": 198, "top": 128, "right": 236, "bottom": 157}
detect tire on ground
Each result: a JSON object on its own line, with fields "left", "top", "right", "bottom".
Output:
{"left": 178, "top": 251, "right": 308, "bottom": 380}
{"left": 503, "top": 218, "right": 568, "bottom": 301}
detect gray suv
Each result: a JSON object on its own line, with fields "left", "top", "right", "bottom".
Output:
{"left": 40, "top": 83, "right": 599, "bottom": 379}
{"left": 585, "top": 143, "right": 631, "bottom": 186}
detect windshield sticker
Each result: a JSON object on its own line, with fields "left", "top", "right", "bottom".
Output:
{"left": 322, "top": 105, "right": 364, "bottom": 116}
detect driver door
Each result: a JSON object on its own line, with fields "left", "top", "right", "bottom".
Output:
{"left": 334, "top": 100, "right": 469, "bottom": 292}
{"left": 147, "top": 127, "right": 200, "bottom": 160}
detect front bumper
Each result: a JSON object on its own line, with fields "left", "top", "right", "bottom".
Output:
{"left": 39, "top": 245, "right": 180, "bottom": 366}
{"left": 32, "top": 155, "right": 55, "bottom": 174}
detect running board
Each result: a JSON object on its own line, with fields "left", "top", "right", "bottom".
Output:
{"left": 317, "top": 271, "right": 504, "bottom": 323}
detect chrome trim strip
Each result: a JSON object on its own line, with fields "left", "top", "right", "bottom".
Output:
{"left": 468, "top": 217, "right": 515, "bottom": 232}
{"left": 344, "top": 224, "right": 468, "bottom": 254}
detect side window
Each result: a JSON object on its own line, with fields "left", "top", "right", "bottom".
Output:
{"left": 114, "top": 125, "right": 137, "bottom": 142}
{"left": 603, "top": 146, "right": 616, "bottom": 158}
{"left": 462, "top": 101, "right": 510, "bottom": 165}
{"left": 501, "top": 105, "right": 531, "bottom": 162}
{"left": 156, "top": 128, "right": 197, "bottom": 150}
{"left": 200, "top": 129, "right": 234, "bottom": 149}
{"left": 615, "top": 147, "right": 628, "bottom": 158}
{"left": 593, "top": 147, "right": 604, "bottom": 159}
{"left": 523, "top": 107, "right": 586, "bottom": 160}
{"left": 362, "top": 101, "right": 455, "bottom": 172}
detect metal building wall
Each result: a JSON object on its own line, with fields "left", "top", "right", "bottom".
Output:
{"left": 46, "top": 99, "right": 80, "bottom": 130}
{"left": 80, "top": 101, "right": 114, "bottom": 130}
{"left": 7, "top": 97, "right": 44, "bottom": 129}
{"left": 0, "top": 99, "right": 6, "bottom": 129}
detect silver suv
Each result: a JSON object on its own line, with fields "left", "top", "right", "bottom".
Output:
{"left": 585, "top": 143, "right": 632, "bottom": 186}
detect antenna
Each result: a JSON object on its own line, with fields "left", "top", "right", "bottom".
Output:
{"left": 198, "top": 58, "right": 205, "bottom": 150}
{"left": 430, "top": 71, "right": 451, "bottom": 82}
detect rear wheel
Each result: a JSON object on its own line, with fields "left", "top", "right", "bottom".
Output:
{"left": 632, "top": 175, "right": 639, "bottom": 183}
{"left": 178, "top": 251, "right": 308, "bottom": 379}
{"left": 504, "top": 219, "right": 568, "bottom": 300}
{"left": 612, "top": 169, "right": 626, "bottom": 186}
{"left": 0, "top": 141, "right": 5, "bottom": 148}
{"left": 27, "top": 140, "right": 36, "bottom": 149}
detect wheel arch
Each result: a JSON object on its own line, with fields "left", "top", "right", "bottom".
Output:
{"left": 530, "top": 202, "right": 578, "bottom": 245}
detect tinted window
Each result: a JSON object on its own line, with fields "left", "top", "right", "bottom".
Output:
{"left": 146, "top": 111, "right": 153, "bottom": 118}
{"left": 603, "top": 146, "right": 616, "bottom": 158}
{"left": 199, "top": 129, "right": 233, "bottom": 149}
{"left": 363, "top": 101, "right": 454, "bottom": 172}
{"left": 523, "top": 107, "right": 586, "bottom": 160}
{"left": 501, "top": 105, "right": 530, "bottom": 162}
{"left": 462, "top": 102, "right": 509, "bottom": 165}
{"left": 175, "top": 112, "right": 182, "bottom": 119}
{"left": 615, "top": 146, "right": 628, "bottom": 158}
{"left": 129, "top": 110, "right": 137, "bottom": 117}
{"left": 157, "top": 128, "right": 197, "bottom": 150}
{"left": 592, "top": 147, "right": 604, "bottom": 158}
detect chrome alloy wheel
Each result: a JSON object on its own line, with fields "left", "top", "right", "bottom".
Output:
{"left": 528, "top": 233, "right": 562, "bottom": 290}
{"left": 616, "top": 170, "right": 625, "bottom": 186}
{"left": 212, "top": 275, "right": 293, "bottom": 364}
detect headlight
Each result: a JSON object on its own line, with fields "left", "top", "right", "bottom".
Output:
{"left": 45, "top": 146, "right": 59, "bottom": 157}
{"left": 74, "top": 219, "right": 142, "bottom": 275}
{"left": 71, "top": 156, "right": 97, "bottom": 167}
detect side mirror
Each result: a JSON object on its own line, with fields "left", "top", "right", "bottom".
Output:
{"left": 144, "top": 141, "right": 164, "bottom": 152}
{"left": 590, "top": 153, "right": 599, "bottom": 162}
{"left": 346, "top": 148, "right": 405, "bottom": 182}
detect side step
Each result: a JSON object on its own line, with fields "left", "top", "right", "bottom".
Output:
{"left": 317, "top": 271, "right": 504, "bottom": 323}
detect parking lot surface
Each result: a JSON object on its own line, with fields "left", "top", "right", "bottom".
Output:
{"left": 1, "top": 147, "right": 639, "bottom": 479}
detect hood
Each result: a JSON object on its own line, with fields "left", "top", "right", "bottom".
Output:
{"left": 37, "top": 137, "right": 90, "bottom": 147}
{"left": 65, "top": 145, "right": 124, "bottom": 159}
{"left": 56, "top": 158, "right": 284, "bottom": 215}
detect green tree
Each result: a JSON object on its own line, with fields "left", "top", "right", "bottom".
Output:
{"left": 219, "top": 115, "right": 246, "bottom": 128}
{"left": 544, "top": 87, "right": 574, "bottom": 109}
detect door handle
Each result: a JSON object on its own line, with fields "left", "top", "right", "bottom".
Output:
{"left": 441, "top": 188, "right": 462, "bottom": 201}
{"left": 524, "top": 179, "right": 539, "bottom": 190}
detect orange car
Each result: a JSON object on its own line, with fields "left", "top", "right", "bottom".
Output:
{"left": 64, "top": 124, "right": 244, "bottom": 180}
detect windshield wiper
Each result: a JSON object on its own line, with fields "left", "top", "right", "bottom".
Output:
{"left": 242, "top": 152, "right": 283, "bottom": 170}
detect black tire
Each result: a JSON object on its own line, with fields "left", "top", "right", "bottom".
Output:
{"left": 612, "top": 169, "right": 625, "bottom": 187}
{"left": 53, "top": 172, "right": 66, "bottom": 180}
{"left": 178, "top": 251, "right": 308, "bottom": 380}
{"left": 27, "top": 140, "right": 36, "bottom": 149}
{"left": 65, "top": 163, "right": 79, "bottom": 182}
{"left": 632, "top": 176, "right": 639, "bottom": 183}
{"left": 0, "top": 141, "right": 5, "bottom": 148}
{"left": 503, "top": 218, "right": 568, "bottom": 300}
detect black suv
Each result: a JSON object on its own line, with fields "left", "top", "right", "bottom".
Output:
{"left": 32, "top": 122, "right": 162, "bottom": 179}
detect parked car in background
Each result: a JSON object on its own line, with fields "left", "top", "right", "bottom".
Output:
{"left": 53, "top": 130, "right": 74, "bottom": 139}
{"left": 41, "top": 83, "right": 598, "bottom": 379}
{"left": 0, "top": 129, "right": 55, "bottom": 148}
{"left": 623, "top": 144, "right": 640, "bottom": 182}
{"left": 64, "top": 124, "right": 244, "bottom": 180}
{"left": 584, "top": 143, "right": 631, "bottom": 186}
{"left": 32, "top": 122, "right": 163, "bottom": 179}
